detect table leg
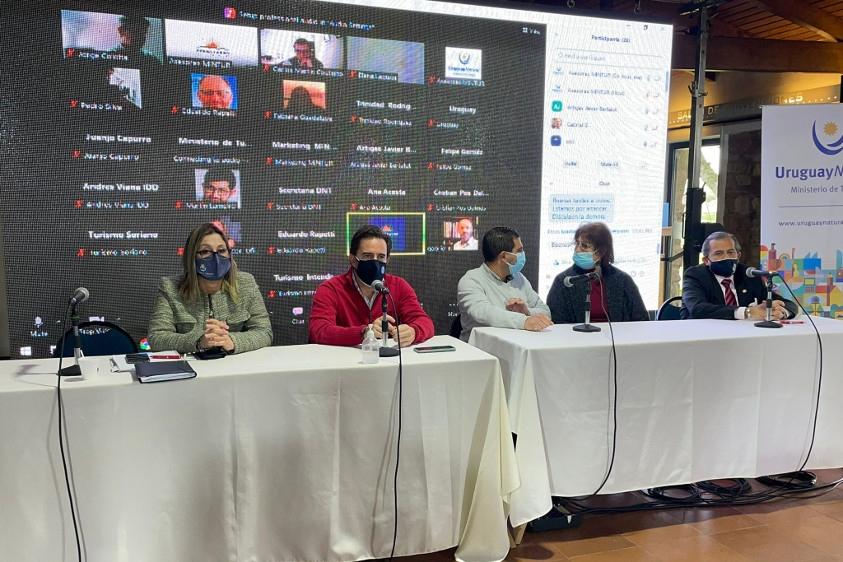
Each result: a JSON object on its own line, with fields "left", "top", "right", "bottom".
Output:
{"left": 509, "top": 523, "right": 527, "bottom": 546}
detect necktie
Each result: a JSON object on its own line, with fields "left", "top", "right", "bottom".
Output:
{"left": 722, "top": 278, "right": 737, "bottom": 307}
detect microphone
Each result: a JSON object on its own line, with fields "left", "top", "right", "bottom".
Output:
{"left": 195, "top": 293, "right": 227, "bottom": 360}
{"left": 746, "top": 267, "right": 777, "bottom": 279}
{"left": 371, "top": 279, "right": 390, "bottom": 294}
{"left": 563, "top": 270, "right": 600, "bottom": 288}
{"left": 60, "top": 288, "right": 89, "bottom": 377}
{"left": 69, "top": 287, "right": 90, "bottom": 306}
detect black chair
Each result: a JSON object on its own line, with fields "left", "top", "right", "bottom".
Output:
{"left": 53, "top": 321, "right": 138, "bottom": 358}
{"left": 656, "top": 296, "right": 684, "bottom": 321}
{"left": 449, "top": 314, "right": 462, "bottom": 339}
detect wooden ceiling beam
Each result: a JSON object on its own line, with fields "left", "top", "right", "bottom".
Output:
{"left": 709, "top": 14, "right": 756, "bottom": 38}
{"left": 752, "top": 0, "right": 843, "bottom": 41}
{"left": 673, "top": 34, "right": 843, "bottom": 72}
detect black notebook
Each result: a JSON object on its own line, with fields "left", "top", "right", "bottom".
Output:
{"left": 135, "top": 360, "right": 197, "bottom": 383}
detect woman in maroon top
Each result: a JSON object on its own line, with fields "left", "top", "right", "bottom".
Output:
{"left": 546, "top": 222, "right": 649, "bottom": 324}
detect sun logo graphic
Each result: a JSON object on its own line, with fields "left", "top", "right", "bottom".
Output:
{"left": 811, "top": 120, "right": 843, "bottom": 155}
{"left": 197, "top": 39, "right": 230, "bottom": 56}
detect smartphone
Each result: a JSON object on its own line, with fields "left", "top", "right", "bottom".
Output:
{"left": 413, "top": 345, "right": 456, "bottom": 353}
{"left": 125, "top": 353, "right": 150, "bottom": 364}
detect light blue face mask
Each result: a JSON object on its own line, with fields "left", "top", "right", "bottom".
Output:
{"left": 573, "top": 251, "right": 595, "bottom": 270}
{"left": 506, "top": 251, "right": 526, "bottom": 276}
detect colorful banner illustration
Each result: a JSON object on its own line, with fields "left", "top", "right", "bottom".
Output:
{"left": 761, "top": 103, "right": 843, "bottom": 319}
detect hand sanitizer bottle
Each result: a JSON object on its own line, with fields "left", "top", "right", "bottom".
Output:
{"left": 361, "top": 324, "right": 380, "bottom": 364}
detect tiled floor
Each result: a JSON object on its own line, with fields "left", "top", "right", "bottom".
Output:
{"left": 401, "top": 470, "right": 843, "bottom": 562}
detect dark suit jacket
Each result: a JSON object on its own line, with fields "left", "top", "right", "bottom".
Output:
{"left": 547, "top": 264, "right": 649, "bottom": 324}
{"left": 680, "top": 263, "right": 797, "bottom": 320}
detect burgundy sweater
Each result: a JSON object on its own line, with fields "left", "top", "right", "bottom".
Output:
{"left": 308, "top": 268, "right": 435, "bottom": 346}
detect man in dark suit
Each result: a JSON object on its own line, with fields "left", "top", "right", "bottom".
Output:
{"left": 681, "top": 231, "right": 797, "bottom": 320}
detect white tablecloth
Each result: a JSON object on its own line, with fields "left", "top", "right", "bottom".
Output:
{"left": 0, "top": 336, "right": 521, "bottom": 562}
{"left": 470, "top": 318, "right": 843, "bottom": 526}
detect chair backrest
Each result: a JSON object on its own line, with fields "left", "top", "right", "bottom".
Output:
{"left": 54, "top": 321, "right": 139, "bottom": 358}
{"left": 656, "top": 296, "right": 684, "bottom": 321}
{"left": 449, "top": 315, "right": 463, "bottom": 339}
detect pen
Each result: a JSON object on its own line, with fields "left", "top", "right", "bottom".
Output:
{"left": 779, "top": 320, "right": 804, "bottom": 324}
{"left": 150, "top": 354, "right": 181, "bottom": 359}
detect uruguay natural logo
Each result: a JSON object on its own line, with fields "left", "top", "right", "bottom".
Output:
{"left": 811, "top": 120, "right": 843, "bottom": 156}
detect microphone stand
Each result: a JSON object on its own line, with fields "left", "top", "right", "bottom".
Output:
{"left": 755, "top": 273, "right": 783, "bottom": 329}
{"left": 379, "top": 287, "right": 399, "bottom": 357}
{"left": 59, "top": 305, "right": 83, "bottom": 377}
{"left": 573, "top": 273, "right": 601, "bottom": 333}
{"left": 196, "top": 293, "right": 228, "bottom": 359}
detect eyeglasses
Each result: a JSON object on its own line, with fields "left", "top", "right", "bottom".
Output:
{"left": 197, "top": 248, "right": 230, "bottom": 259}
{"left": 204, "top": 185, "right": 232, "bottom": 194}
{"left": 199, "top": 89, "right": 231, "bottom": 97}
{"left": 575, "top": 240, "right": 595, "bottom": 251}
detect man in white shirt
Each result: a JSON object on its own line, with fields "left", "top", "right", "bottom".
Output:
{"left": 457, "top": 226, "right": 553, "bottom": 341}
{"left": 453, "top": 218, "right": 478, "bottom": 251}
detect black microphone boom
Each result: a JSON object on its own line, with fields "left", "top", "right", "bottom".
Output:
{"left": 69, "top": 287, "right": 90, "bottom": 306}
{"left": 60, "top": 288, "right": 89, "bottom": 377}
{"left": 745, "top": 267, "right": 777, "bottom": 279}
{"left": 563, "top": 271, "right": 599, "bottom": 288}
{"left": 371, "top": 279, "right": 390, "bottom": 294}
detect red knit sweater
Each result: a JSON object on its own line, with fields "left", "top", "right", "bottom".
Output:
{"left": 308, "top": 269, "right": 435, "bottom": 346}
{"left": 589, "top": 278, "right": 609, "bottom": 322}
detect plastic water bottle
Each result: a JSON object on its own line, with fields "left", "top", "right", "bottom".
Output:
{"left": 361, "top": 324, "right": 379, "bottom": 364}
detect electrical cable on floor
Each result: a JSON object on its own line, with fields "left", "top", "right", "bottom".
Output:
{"left": 553, "top": 471, "right": 843, "bottom": 517}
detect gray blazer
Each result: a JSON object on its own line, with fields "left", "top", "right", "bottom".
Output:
{"left": 547, "top": 264, "right": 649, "bottom": 324}
{"left": 148, "top": 271, "right": 272, "bottom": 353}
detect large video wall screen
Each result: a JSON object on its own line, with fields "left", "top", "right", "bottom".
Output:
{"left": 1, "top": 0, "right": 671, "bottom": 357}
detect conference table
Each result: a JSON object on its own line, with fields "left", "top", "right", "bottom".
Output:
{"left": 470, "top": 317, "right": 843, "bottom": 528}
{"left": 0, "top": 336, "right": 536, "bottom": 562}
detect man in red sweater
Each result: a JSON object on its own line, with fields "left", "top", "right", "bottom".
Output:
{"left": 308, "top": 225, "right": 435, "bottom": 347}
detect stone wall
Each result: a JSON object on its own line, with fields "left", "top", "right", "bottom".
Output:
{"left": 722, "top": 130, "right": 762, "bottom": 268}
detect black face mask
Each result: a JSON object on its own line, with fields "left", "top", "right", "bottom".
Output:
{"left": 354, "top": 258, "right": 385, "bottom": 286}
{"left": 708, "top": 258, "right": 737, "bottom": 277}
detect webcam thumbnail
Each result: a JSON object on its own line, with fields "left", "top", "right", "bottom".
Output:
{"left": 191, "top": 73, "right": 238, "bottom": 109}
{"left": 61, "top": 10, "right": 163, "bottom": 65}
{"left": 444, "top": 217, "right": 479, "bottom": 250}
{"left": 260, "top": 31, "right": 343, "bottom": 70}
{"left": 346, "top": 37, "right": 424, "bottom": 85}
{"left": 282, "top": 80, "right": 326, "bottom": 114}
{"left": 346, "top": 212, "right": 426, "bottom": 256}
{"left": 195, "top": 168, "right": 241, "bottom": 208}
{"left": 165, "top": 19, "right": 258, "bottom": 67}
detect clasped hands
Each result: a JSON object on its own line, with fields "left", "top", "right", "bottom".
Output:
{"left": 506, "top": 298, "right": 553, "bottom": 332}
{"left": 747, "top": 300, "right": 788, "bottom": 321}
{"left": 199, "top": 318, "right": 235, "bottom": 352}
{"left": 372, "top": 314, "right": 416, "bottom": 347}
